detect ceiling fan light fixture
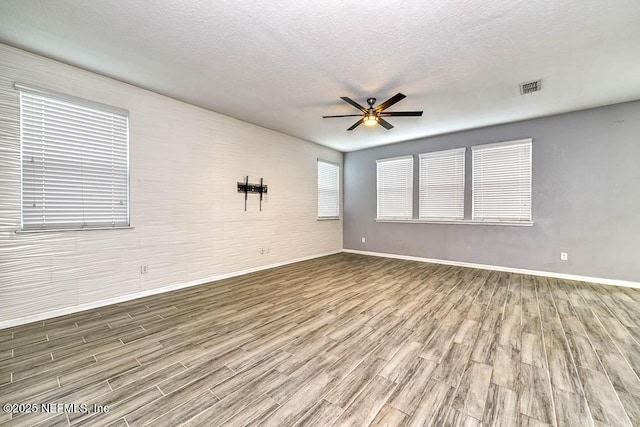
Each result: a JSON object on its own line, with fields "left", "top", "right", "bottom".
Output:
{"left": 323, "top": 93, "right": 421, "bottom": 131}
{"left": 364, "top": 115, "right": 378, "bottom": 126}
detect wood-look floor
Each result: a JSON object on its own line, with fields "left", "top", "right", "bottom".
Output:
{"left": 1, "top": 253, "right": 640, "bottom": 426}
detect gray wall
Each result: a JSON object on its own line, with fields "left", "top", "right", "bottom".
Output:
{"left": 344, "top": 100, "right": 640, "bottom": 282}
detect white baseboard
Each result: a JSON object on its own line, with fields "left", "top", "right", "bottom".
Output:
{"left": 0, "top": 250, "right": 342, "bottom": 330}
{"left": 4, "top": 248, "right": 636, "bottom": 330}
{"left": 343, "top": 249, "right": 640, "bottom": 289}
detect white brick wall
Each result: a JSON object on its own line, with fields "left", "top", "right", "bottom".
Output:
{"left": 0, "top": 44, "right": 343, "bottom": 325}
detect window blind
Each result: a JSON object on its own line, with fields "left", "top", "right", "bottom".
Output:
{"left": 317, "top": 160, "right": 339, "bottom": 218}
{"left": 18, "top": 84, "right": 130, "bottom": 230}
{"left": 419, "top": 147, "right": 465, "bottom": 220}
{"left": 377, "top": 155, "right": 413, "bottom": 219}
{"left": 472, "top": 138, "right": 532, "bottom": 222}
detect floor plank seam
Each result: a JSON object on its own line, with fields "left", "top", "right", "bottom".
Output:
{"left": 452, "top": 271, "right": 496, "bottom": 425}
{"left": 548, "top": 278, "right": 596, "bottom": 426}
{"left": 535, "top": 277, "right": 559, "bottom": 427}
{"left": 470, "top": 272, "right": 500, "bottom": 423}
{"left": 590, "top": 306, "right": 640, "bottom": 382}
{"left": 570, "top": 284, "right": 636, "bottom": 426}
{"left": 577, "top": 301, "right": 631, "bottom": 425}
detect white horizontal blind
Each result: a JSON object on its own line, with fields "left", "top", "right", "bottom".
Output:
{"left": 472, "top": 139, "right": 532, "bottom": 221}
{"left": 377, "top": 156, "right": 413, "bottom": 219}
{"left": 19, "top": 86, "right": 129, "bottom": 230}
{"left": 419, "top": 148, "right": 465, "bottom": 220}
{"left": 317, "top": 160, "right": 339, "bottom": 218}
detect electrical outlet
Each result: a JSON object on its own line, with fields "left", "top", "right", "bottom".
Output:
{"left": 140, "top": 264, "right": 149, "bottom": 274}
{"left": 560, "top": 252, "right": 568, "bottom": 261}
{"left": 361, "top": 237, "right": 366, "bottom": 243}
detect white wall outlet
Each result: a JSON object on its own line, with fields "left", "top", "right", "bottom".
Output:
{"left": 361, "top": 237, "right": 366, "bottom": 243}
{"left": 560, "top": 252, "right": 568, "bottom": 261}
{"left": 140, "top": 264, "right": 149, "bottom": 274}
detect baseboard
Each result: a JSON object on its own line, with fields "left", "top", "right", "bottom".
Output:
{"left": 343, "top": 249, "right": 640, "bottom": 289}
{"left": 0, "top": 250, "right": 342, "bottom": 330}
{"left": 5, "top": 247, "right": 635, "bottom": 330}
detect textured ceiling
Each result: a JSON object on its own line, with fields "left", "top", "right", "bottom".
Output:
{"left": 1, "top": 0, "right": 639, "bottom": 152}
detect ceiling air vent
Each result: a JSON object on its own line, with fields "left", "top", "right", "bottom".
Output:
{"left": 519, "top": 79, "right": 542, "bottom": 95}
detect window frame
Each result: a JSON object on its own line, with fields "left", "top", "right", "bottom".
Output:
{"left": 317, "top": 159, "right": 340, "bottom": 220}
{"left": 418, "top": 147, "right": 466, "bottom": 221}
{"left": 16, "top": 83, "right": 131, "bottom": 232}
{"left": 471, "top": 138, "right": 532, "bottom": 223}
{"left": 376, "top": 155, "right": 414, "bottom": 220}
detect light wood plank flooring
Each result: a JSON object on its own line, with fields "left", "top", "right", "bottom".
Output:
{"left": 1, "top": 253, "right": 640, "bottom": 426}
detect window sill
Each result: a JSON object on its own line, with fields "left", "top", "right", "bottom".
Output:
{"left": 317, "top": 217, "right": 340, "bottom": 221}
{"left": 375, "top": 219, "right": 533, "bottom": 227}
{"left": 16, "top": 226, "right": 135, "bottom": 234}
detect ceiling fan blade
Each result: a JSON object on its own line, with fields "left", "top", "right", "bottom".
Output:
{"left": 322, "top": 114, "right": 364, "bottom": 118}
{"left": 375, "top": 93, "right": 406, "bottom": 112}
{"left": 378, "top": 118, "right": 394, "bottom": 130}
{"left": 379, "top": 111, "right": 423, "bottom": 117}
{"left": 347, "top": 118, "right": 364, "bottom": 131}
{"left": 340, "top": 97, "right": 368, "bottom": 113}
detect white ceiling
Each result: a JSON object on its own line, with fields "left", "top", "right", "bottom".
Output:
{"left": 1, "top": 0, "right": 639, "bottom": 152}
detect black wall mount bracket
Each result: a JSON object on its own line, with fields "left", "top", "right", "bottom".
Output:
{"left": 237, "top": 177, "right": 268, "bottom": 211}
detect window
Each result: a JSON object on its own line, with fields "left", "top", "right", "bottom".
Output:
{"left": 377, "top": 155, "right": 413, "bottom": 219}
{"left": 317, "top": 159, "right": 340, "bottom": 219}
{"left": 419, "top": 148, "right": 465, "bottom": 220}
{"left": 18, "top": 84, "right": 130, "bottom": 230}
{"left": 472, "top": 138, "right": 532, "bottom": 222}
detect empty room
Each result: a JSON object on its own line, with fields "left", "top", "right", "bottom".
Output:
{"left": 1, "top": 1, "right": 639, "bottom": 426}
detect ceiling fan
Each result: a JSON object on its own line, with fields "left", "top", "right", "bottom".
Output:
{"left": 322, "top": 93, "right": 423, "bottom": 131}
